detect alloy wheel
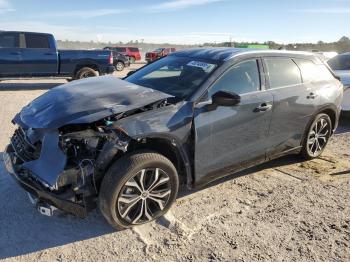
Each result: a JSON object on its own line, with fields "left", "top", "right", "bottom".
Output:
{"left": 307, "top": 117, "right": 330, "bottom": 157}
{"left": 117, "top": 168, "right": 171, "bottom": 224}
{"left": 116, "top": 62, "right": 124, "bottom": 71}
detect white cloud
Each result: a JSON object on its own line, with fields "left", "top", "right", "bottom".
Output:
{"left": 148, "top": 0, "right": 226, "bottom": 11}
{"left": 43, "top": 9, "right": 128, "bottom": 19}
{"left": 0, "top": 0, "right": 15, "bottom": 13}
{"left": 297, "top": 8, "right": 350, "bottom": 14}
{"left": 0, "top": 0, "right": 9, "bottom": 8}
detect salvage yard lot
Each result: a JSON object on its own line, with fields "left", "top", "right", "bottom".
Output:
{"left": 0, "top": 65, "right": 349, "bottom": 261}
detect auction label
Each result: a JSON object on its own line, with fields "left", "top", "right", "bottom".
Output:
{"left": 187, "top": 61, "right": 216, "bottom": 72}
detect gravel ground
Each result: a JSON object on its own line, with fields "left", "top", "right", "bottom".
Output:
{"left": 0, "top": 66, "right": 349, "bottom": 261}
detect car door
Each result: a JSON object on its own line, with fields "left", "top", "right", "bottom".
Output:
{"left": 20, "top": 33, "right": 58, "bottom": 76}
{"left": 194, "top": 59, "right": 274, "bottom": 184}
{"left": 0, "top": 32, "right": 22, "bottom": 77}
{"left": 263, "top": 57, "right": 318, "bottom": 157}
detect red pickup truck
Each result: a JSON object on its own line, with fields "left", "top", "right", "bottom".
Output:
{"left": 145, "top": 47, "right": 176, "bottom": 63}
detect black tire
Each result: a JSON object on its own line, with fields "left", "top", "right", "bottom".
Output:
{"left": 130, "top": 57, "right": 136, "bottom": 64}
{"left": 301, "top": 113, "right": 332, "bottom": 160}
{"left": 75, "top": 67, "right": 99, "bottom": 80}
{"left": 115, "top": 61, "right": 125, "bottom": 71}
{"left": 99, "top": 151, "right": 179, "bottom": 230}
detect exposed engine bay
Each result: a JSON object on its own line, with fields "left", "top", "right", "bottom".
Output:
{"left": 4, "top": 75, "right": 194, "bottom": 218}
{"left": 7, "top": 97, "right": 175, "bottom": 217}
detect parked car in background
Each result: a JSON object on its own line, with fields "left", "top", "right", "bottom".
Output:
{"left": 111, "top": 51, "right": 130, "bottom": 71}
{"left": 315, "top": 51, "right": 338, "bottom": 61}
{"left": 4, "top": 48, "right": 343, "bottom": 229}
{"left": 0, "top": 31, "right": 115, "bottom": 80}
{"left": 145, "top": 47, "right": 176, "bottom": 63}
{"left": 328, "top": 53, "right": 350, "bottom": 112}
{"left": 104, "top": 46, "right": 141, "bottom": 63}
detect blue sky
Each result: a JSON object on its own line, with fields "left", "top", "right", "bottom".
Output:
{"left": 0, "top": 0, "right": 348, "bottom": 44}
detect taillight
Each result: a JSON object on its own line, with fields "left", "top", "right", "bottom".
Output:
{"left": 108, "top": 53, "right": 113, "bottom": 64}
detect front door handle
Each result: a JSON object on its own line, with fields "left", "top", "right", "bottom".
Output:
{"left": 10, "top": 51, "right": 21, "bottom": 55}
{"left": 307, "top": 92, "right": 318, "bottom": 99}
{"left": 254, "top": 103, "right": 272, "bottom": 113}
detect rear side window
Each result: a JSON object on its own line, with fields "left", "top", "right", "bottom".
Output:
{"left": 265, "top": 58, "right": 302, "bottom": 88}
{"left": 294, "top": 59, "right": 334, "bottom": 82}
{"left": 25, "top": 34, "right": 50, "bottom": 49}
{"left": 0, "top": 33, "right": 19, "bottom": 48}
{"left": 209, "top": 59, "right": 261, "bottom": 95}
{"left": 129, "top": 47, "right": 139, "bottom": 52}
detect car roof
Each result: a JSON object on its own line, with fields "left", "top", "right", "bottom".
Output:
{"left": 113, "top": 46, "right": 138, "bottom": 49}
{"left": 171, "top": 48, "right": 318, "bottom": 62}
{"left": 0, "top": 31, "right": 52, "bottom": 36}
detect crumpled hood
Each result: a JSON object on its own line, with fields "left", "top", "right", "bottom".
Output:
{"left": 14, "top": 76, "right": 172, "bottom": 129}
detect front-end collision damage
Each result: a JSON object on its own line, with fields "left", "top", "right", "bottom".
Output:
{"left": 21, "top": 130, "right": 67, "bottom": 188}
{"left": 6, "top": 122, "right": 133, "bottom": 217}
{"left": 6, "top": 76, "right": 196, "bottom": 217}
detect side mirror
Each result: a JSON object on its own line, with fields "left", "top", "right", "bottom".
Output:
{"left": 212, "top": 91, "right": 241, "bottom": 107}
{"left": 126, "top": 70, "right": 135, "bottom": 77}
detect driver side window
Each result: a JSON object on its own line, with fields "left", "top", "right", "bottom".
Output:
{"left": 209, "top": 59, "right": 261, "bottom": 96}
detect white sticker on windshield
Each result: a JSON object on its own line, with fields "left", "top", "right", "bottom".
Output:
{"left": 187, "top": 61, "right": 216, "bottom": 72}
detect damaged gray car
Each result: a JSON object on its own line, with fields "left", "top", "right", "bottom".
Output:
{"left": 4, "top": 48, "right": 343, "bottom": 229}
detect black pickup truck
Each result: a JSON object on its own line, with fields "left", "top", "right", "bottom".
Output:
{"left": 0, "top": 31, "right": 115, "bottom": 80}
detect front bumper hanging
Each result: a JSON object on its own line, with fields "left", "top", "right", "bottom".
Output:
{"left": 3, "top": 145, "right": 91, "bottom": 218}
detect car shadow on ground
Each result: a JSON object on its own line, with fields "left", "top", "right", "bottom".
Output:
{"left": 0, "top": 81, "right": 65, "bottom": 91}
{"left": 177, "top": 154, "right": 303, "bottom": 199}
{"left": 0, "top": 152, "right": 304, "bottom": 259}
{"left": 336, "top": 113, "right": 350, "bottom": 134}
{"left": 0, "top": 115, "right": 349, "bottom": 259}
{"left": 0, "top": 152, "right": 114, "bottom": 259}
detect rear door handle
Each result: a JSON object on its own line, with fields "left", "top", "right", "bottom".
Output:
{"left": 10, "top": 51, "right": 21, "bottom": 55}
{"left": 44, "top": 52, "right": 55, "bottom": 55}
{"left": 307, "top": 92, "right": 317, "bottom": 99}
{"left": 254, "top": 103, "right": 272, "bottom": 113}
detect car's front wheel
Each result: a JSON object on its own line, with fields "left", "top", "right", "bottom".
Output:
{"left": 99, "top": 151, "right": 179, "bottom": 230}
{"left": 301, "top": 113, "right": 332, "bottom": 159}
{"left": 115, "top": 61, "right": 125, "bottom": 71}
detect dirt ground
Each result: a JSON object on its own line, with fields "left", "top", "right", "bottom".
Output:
{"left": 0, "top": 65, "right": 349, "bottom": 262}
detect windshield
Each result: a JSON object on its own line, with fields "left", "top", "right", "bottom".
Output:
{"left": 328, "top": 55, "right": 350, "bottom": 71}
{"left": 125, "top": 56, "right": 218, "bottom": 99}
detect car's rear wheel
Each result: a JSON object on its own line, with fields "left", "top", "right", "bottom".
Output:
{"left": 115, "top": 61, "right": 125, "bottom": 71}
{"left": 301, "top": 113, "right": 332, "bottom": 159}
{"left": 75, "top": 67, "right": 99, "bottom": 79}
{"left": 99, "top": 151, "right": 179, "bottom": 230}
